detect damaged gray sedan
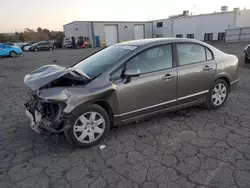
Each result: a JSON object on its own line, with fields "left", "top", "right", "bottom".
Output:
{"left": 24, "top": 38, "right": 239, "bottom": 147}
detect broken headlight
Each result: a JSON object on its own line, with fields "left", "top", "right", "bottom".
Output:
{"left": 43, "top": 89, "right": 71, "bottom": 102}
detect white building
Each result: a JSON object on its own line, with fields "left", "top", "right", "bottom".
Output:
{"left": 63, "top": 21, "right": 153, "bottom": 47}
{"left": 153, "top": 8, "right": 250, "bottom": 41}
{"left": 63, "top": 7, "right": 250, "bottom": 47}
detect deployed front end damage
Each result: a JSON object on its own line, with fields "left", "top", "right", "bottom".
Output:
{"left": 23, "top": 64, "right": 90, "bottom": 134}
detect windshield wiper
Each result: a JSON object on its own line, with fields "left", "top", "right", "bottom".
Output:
{"left": 72, "top": 68, "right": 90, "bottom": 79}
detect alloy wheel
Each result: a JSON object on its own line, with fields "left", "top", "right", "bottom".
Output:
{"left": 212, "top": 83, "right": 227, "bottom": 106}
{"left": 73, "top": 112, "right": 105, "bottom": 143}
{"left": 10, "top": 51, "right": 17, "bottom": 57}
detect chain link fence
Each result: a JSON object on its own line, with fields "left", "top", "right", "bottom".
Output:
{"left": 226, "top": 27, "right": 250, "bottom": 42}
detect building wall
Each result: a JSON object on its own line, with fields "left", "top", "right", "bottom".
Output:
{"left": 63, "top": 21, "right": 153, "bottom": 46}
{"left": 153, "top": 19, "right": 172, "bottom": 37}
{"left": 93, "top": 22, "right": 152, "bottom": 43}
{"left": 236, "top": 9, "right": 250, "bottom": 28}
{"left": 63, "top": 21, "right": 92, "bottom": 40}
{"left": 153, "top": 11, "right": 237, "bottom": 40}
{"left": 63, "top": 9, "right": 250, "bottom": 44}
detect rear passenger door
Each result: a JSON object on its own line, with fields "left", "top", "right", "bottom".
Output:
{"left": 37, "top": 43, "right": 43, "bottom": 50}
{"left": 38, "top": 42, "right": 46, "bottom": 50}
{"left": 176, "top": 43, "right": 216, "bottom": 104}
{"left": 43, "top": 42, "right": 50, "bottom": 50}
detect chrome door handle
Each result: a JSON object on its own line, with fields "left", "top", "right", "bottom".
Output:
{"left": 203, "top": 65, "right": 213, "bottom": 71}
{"left": 162, "top": 74, "right": 176, "bottom": 80}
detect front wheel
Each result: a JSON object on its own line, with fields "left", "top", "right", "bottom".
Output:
{"left": 34, "top": 48, "right": 38, "bottom": 52}
{"left": 64, "top": 104, "right": 110, "bottom": 148}
{"left": 9, "top": 51, "right": 17, "bottom": 58}
{"left": 204, "top": 79, "right": 229, "bottom": 109}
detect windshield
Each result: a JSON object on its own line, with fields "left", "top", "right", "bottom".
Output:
{"left": 31, "top": 43, "right": 38, "bottom": 46}
{"left": 74, "top": 45, "right": 137, "bottom": 78}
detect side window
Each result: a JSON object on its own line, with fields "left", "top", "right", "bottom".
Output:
{"left": 177, "top": 43, "right": 206, "bottom": 66}
{"left": 146, "top": 48, "right": 164, "bottom": 58}
{"left": 110, "top": 66, "right": 125, "bottom": 80}
{"left": 126, "top": 45, "right": 173, "bottom": 74}
{"left": 206, "top": 48, "right": 213, "bottom": 60}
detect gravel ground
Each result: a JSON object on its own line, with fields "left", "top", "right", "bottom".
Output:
{"left": 0, "top": 42, "right": 250, "bottom": 188}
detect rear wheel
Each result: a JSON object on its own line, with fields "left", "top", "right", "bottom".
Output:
{"left": 245, "top": 56, "right": 249, "bottom": 63}
{"left": 9, "top": 51, "right": 17, "bottom": 58}
{"left": 64, "top": 104, "right": 110, "bottom": 148}
{"left": 204, "top": 79, "right": 229, "bottom": 109}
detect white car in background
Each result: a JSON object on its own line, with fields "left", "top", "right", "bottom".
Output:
{"left": 24, "top": 43, "right": 39, "bottom": 51}
{"left": 24, "top": 45, "right": 31, "bottom": 51}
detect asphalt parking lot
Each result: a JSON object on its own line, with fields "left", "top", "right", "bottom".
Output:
{"left": 1, "top": 42, "right": 250, "bottom": 188}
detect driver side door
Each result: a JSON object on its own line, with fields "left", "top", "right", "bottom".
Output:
{"left": 112, "top": 44, "right": 177, "bottom": 121}
{"left": 0, "top": 45, "right": 8, "bottom": 56}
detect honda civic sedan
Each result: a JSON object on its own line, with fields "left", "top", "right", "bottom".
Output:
{"left": 24, "top": 38, "right": 239, "bottom": 147}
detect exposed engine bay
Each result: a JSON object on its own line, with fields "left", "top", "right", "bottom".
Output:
{"left": 24, "top": 64, "right": 90, "bottom": 134}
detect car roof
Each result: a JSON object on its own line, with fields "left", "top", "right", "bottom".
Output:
{"left": 0, "top": 44, "right": 10, "bottom": 46}
{"left": 115, "top": 38, "right": 203, "bottom": 47}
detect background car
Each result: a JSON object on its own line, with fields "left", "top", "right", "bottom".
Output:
{"left": 24, "top": 42, "right": 38, "bottom": 51}
{"left": 244, "top": 44, "right": 250, "bottom": 63}
{"left": 29, "top": 41, "right": 53, "bottom": 51}
{"left": 0, "top": 44, "right": 23, "bottom": 58}
{"left": 21, "top": 42, "right": 37, "bottom": 50}
{"left": 3, "top": 42, "right": 15, "bottom": 46}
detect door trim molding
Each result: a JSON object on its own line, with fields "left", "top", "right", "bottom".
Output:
{"left": 230, "top": 79, "right": 239, "bottom": 84}
{"left": 114, "top": 90, "right": 209, "bottom": 117}
{"left": 114, "top": 99, "right": 177, "bottom": 117}
{"left": 177, "top": 90, "right": 209, "bottom": 101}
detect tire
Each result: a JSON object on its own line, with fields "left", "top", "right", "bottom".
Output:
{"left": 204, "top": 79, "right": 229, "bottom": 110}
{"left": 34, "top": 48, "right": 38, "bottom": 52}
{"left": 245, "top": 56, "right": 249, "bottom": 63}
{"left": 9, "top": 51, "right": 17, "bottom": 58}
{"left": 49, "top": 47, "right": 53, "bottom": 51}
{"left": 64, "top": 104, "right": 110, "bottom": 148}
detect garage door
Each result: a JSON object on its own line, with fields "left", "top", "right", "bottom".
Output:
{"left": 104, "top": 25, "right": 118, "bottom": 46}
{"left": 134, "top": 25, "right": 145, "bottom": 40}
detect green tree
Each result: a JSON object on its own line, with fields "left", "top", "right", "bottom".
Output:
{"left": 42, "top": 28, "right": 51, "bottom": 39}
{"left": 37, "top": 27, "right": 42, "bottom": 32}
{"left": 15, "top": 32, "right": 25, "bottom": 42}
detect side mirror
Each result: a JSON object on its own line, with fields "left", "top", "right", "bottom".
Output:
{"left": 124, "top": 68, "right": 140, "bottom": 78}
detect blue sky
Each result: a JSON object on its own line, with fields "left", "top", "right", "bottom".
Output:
{"left": 1, "top": 0, "right": 250, "bottom": 32}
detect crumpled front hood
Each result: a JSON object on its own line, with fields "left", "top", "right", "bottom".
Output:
{"left": 24, "top": 64, "right": 74, "bottom": 90}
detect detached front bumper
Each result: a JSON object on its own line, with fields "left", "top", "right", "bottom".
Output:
{"left": 24, "top": 99, "right": 71, "bottom": 134}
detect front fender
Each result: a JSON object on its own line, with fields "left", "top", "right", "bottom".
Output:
{"left": 63, "top": 83, "right": 116, "bottom": 114}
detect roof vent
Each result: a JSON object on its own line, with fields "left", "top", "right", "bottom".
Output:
{"left": 221, "top": 6, "right": 228, "bottom": 12}
{"left": 183, "top": 10, "right": 189, "bottom": 16}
